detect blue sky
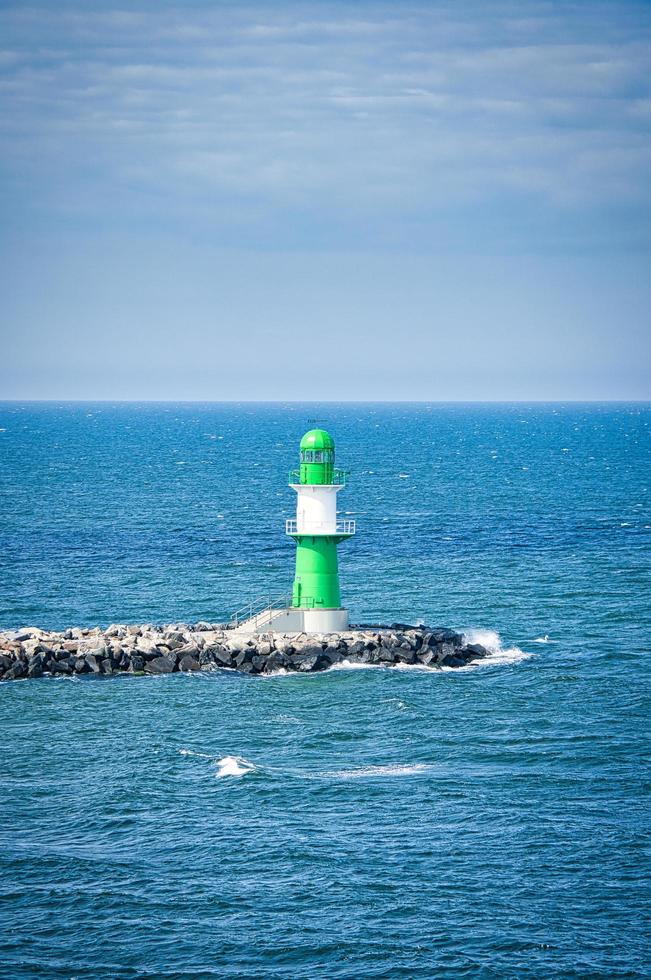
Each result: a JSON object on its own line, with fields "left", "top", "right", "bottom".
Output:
{"left": 1, "top": 0, "right": 650, "bottom": 399}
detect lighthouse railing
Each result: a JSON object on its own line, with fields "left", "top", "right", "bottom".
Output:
{"left": 285, "top": 518, "right": 356, "bottom": 536}
{"left": 288, "top": 468, "right": 348, "bottom": 486}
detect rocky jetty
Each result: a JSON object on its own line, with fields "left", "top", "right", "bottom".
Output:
{"left": 0, "top": 622, "right": 491, "bottom": 681}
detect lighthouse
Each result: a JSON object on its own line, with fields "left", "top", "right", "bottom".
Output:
{"left": 231, "top": 428, "right": 355, "bottom": 633}
{"left": 285, "top": 429, "right": 354, "bottom": 632}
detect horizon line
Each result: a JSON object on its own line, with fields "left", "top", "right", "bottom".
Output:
{"left": 0, "top": 398, "right": 649, "bottom": 406}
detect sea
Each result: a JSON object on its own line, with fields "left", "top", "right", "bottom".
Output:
{"left": 0, "top": 401, "right": 649, "bottom": 979}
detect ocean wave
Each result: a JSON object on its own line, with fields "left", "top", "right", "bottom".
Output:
{"left": 331, "top": 763, "right": 433, "bottom": 780}
{"left": 458, "top": 628, "right": 532, "bottom": 670}
{"left": 215, "top": 755, "right": 256, "bottom": 778}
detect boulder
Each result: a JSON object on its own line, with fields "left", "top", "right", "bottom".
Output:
{"left": 211, "top": 647, "right": 234, "bottom": 667}
{"left": 5, "top": 661, "right": 27, "bottom": 680}
{"left": 179, "top": 654, "right": 201, "bottom": 672}
{"left": 144, "top": 655, "right": 177, "bottom": 674}
{"left": 321, "top": 647, "right": 343, "bottom": 666}
{"left": 463, "top": 643, "right": 488, "bottom": 659}
{"left": 85, "top": 654, "right": 102, "bottom": 673}
{"left": 176, "top": 642, "right": 200, "bottom": 658}
{"left": 129, "top": 655, "right": 145, "bottom": 673}
{"left": 264, "top": 651, "right": 291, "bottom": 672}
{"left": 234, "top": 649, "right": 254, "bottom": 668}
{"left": 136, "top": 637, "right": 158, "bottom": 654}
{"left": 377, "top": 648, "right": 396, "bottom": 663}
{"left": 298, "top": 654, "right": 325, "bottom": 672}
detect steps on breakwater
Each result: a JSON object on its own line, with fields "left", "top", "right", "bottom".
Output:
{"left": 0, "top": 622, "right": 491, "bottom": 680}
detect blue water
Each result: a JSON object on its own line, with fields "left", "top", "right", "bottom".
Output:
{"left": 0, "top": 402, "right": 649, "bottom": 978}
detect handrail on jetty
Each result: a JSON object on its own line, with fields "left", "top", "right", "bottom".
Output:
{"left": 229, "top": 594, "right": 293, "bottom": 629}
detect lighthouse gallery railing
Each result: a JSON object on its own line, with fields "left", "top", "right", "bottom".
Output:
{"left": 288, "top": 468, "right": 348, "bottom": 486}
{"left": 285, "top": 518, "right": 355, "bottom": 536}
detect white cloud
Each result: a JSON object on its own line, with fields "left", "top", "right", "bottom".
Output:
{"left": 0, "top": 0, "right": 650, "bottom": 249}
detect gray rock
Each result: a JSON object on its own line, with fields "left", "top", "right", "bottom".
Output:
{"left": 321, "top": 648, "right": 343, "bottom": 666}
{"left": 377, "top": 648, "right": 396, "bottom": 663}
{"left": 395, "top": 648, "right": 417, "bottom": 664}
{"left": 136, "top": 637, "right": 158, "bottom": 654}
{"left": 176, "top": 642, "right": 200, "bottom": 658}
{"left": 85, "top": 654, "right": 102, "bottom": 673}
{"left": 81, "top": 642, "right": 108, "bottom": 658}
{"left": 165, "top": 630, "right": 189, "bottom": 644}
{"left": 14, "top": 629, "right": 39, "bottom": 642}
{"left": 144, "top": 655, "right": 177, "bottom": 674}
{"left": 264, "top": 651, "right": 291, "bottom": 672}
{"left": 296, "top": 653, "right": 325, "bottom": 672}
{"left": 129, "top": 655, "right": 145, "bottom": 672}
{"left": 179, "top": 654, "right": 201, "bottom": 672}
{"left": 235, "top": 649, "right": 254, "bottom": 668}
{"left": 418, "top": 649, "right": 439, "bottom": 666}
{"left": 227, "top": 636, "right": 250, "bottom": 654}
{"left": 5, "top": 661, "right": 27, "bottom": 680}
{"left": 463, "top": 643, "right": 488, "bottom": 658}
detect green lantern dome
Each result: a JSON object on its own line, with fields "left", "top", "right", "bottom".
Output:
{"left": 300, "top": 429, "right": 335, "bottom": 452}
{"left": 296, "top": 428, "right": 336, "bottom": 486}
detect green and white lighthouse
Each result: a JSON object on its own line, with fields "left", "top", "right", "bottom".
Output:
{"left": 285, "top": 429, "right": 354, "bottom": 632}
{"left": 232, "top": 428, "right": 354, "bottom": 633}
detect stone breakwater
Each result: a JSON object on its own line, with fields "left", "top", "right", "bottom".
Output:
{"left": 0, "top": 622, "right": 491, "bottom": 681}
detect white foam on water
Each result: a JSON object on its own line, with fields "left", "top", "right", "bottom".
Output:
{"left": 462, "top": 628, "right": 501, "bottom": 650}
{"left": 332, "top": 763, "right": 433, "bottom": 780}
{"left": 178, "top": 749, "right": 213, "bottom": 759}
{"left": 215, "top": 756, "right": 256, "bottom": 778}
{"left": 460, "top": 629, "right": 532, "bottom": 669}
{"left": 532, "top": 635, "right": 552, "bottom": 644}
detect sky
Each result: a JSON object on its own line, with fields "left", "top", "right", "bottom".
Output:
{"left": 1, "top": 0, "right": 650, "bottom": 400}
